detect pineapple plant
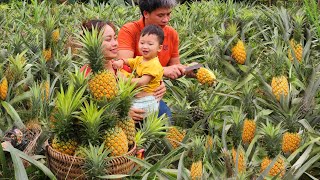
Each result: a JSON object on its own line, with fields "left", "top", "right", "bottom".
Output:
{"left": 270, "top": 40, "right": 289, "bottom": 101}
{"left": 0, "top": 66, "right": 8, "bottom": 100}
{"left": 78, "top": 26, "right": 118, "bottom": 101}
{"left": 288, "top": 10, "right": 305, "bottom": 63}
{"left": 259, "top": 121, "right": 286, "bottom": 178}
{"left": 166, "top": 126, "right": 186, "bottom": 149}
{"left": 5, "top": 51, "right": 28, "bottom": 84}
{"left": 190, "top": 136, "right": 204, "bottom": 180}
{"left": 51, "top": 84, "right": 86, "bottom": 155}
{"left": 42, "top": 14, "right": 57, "bottom": 62}
{"left": 51, "top": 28, "right": 60, "bottom": 44}
{"left": 241, "top": 85, "right": 257, "bottom": 145}
{"left": 229, "top": 106, "right": 246, "bottom": 173}
{"left": 114, "top": 77, "right": 140, "bottom": 146}
{"left": 195, "top": 67, "right": 217, "bottom": 86}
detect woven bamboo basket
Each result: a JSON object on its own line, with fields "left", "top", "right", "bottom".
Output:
{"left": 46, "top": 142, "right": 136, "bottom": 180}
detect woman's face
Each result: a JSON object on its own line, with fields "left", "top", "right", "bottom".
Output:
{"left": 102, "top": 25, "right": 118, "bottom": 60}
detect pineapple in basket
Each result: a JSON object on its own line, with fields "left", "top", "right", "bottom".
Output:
{"left": 51, "top": 84, "right": 86, "bottom": 155}
{"left": 190, "top": 136, "right": 204, "bottom": 180}
{"left": 259, "top": 121, "right": 286, "bottom": 178}
{"left": 115, "top": 77, "right": 140, "bottom": 146}
{"left": 78, "top": 26, "right": 118, "bottom": 101}
{"left": 102, "top": 99, "right": 129, "bottom": 157}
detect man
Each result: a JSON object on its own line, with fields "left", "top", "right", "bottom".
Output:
{"left": 118, "top": 0, "right": 185, "bottom": 120}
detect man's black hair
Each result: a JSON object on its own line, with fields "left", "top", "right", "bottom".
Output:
{"left": 139, "top": 0, "right": 176, "bottom": 17}
{"left": 141, "top": 25, "right": 165, "bottom": 45}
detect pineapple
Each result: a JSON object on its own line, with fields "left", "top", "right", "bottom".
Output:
{"left": 115, "top": 77, "right": 140, "bottom": 146}
{"left": 0, "top": 77, "right": 8, "bottom": 101}
{"left": 51, "top": 84, "right": 86, "bottom": 155}
{"left": 104, "top": 126, "right": 128, "bottom": 156}
{"left": 232, "top": 146, "right": 246, "bottom": 173}
{"left": 205, "top": 135, "right": 213, "bottom": 150}
{"left": 270, "top": 40, "right": 289, "bottom": 101}
{"left": 271, "top": 75, "right": 289, "bottom": 101}
{"left": 78, "top": 26, "right": 118, "bottom": 101}
{"left": 241, "top": 119, "right": 256, "bottom": 144}
{"left": 41, "top": 80, "right": 50, "bottom": 101}
{"left": 231, "top": 40, "right": 246, "bottom": 65}
{"left": 190, "top": 136, "right": 204, "bottom": 180}
{"left": 288, "top": 39, "right": 302, "bottom": 63}
{"left": 5, "top": 51, "right": 28, "bottom": 83}
{"left": 261, "top": 156, "right": 285, "bottom": 177}
{"left": 196, "top": 67, "right": 216, "bottom": 86}
{"left": 282, "top": 132, "right": 301, "bottom": 154}
{"left": 51, "top": 28, "right": 60, "bottom": 43}
{"left": 42, "top": 48, "right": 52, "bottom": 62}
{"left": 229, "top": 106, "right": 246, "bottom": 173}
{"left": 166, "top": 126, "right": 186, "bottom": 149}
{"left": 259, "top": 121, "right": 286, "bottom": 177}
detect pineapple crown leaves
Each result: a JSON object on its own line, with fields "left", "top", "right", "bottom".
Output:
{"left": 52, "top": 84, "right": 86, "bottom": 139}
{"left": 115, "top": 76, "right": 141, "bottom": 119}
{"left": 228, "top": 106, "right": 246, "bottom": 147}
{"left": 190, "top": 136, "right": 205, "bottom": 162}
{"left": 291, "top": 9, "right": 306, "bottom": 41}
{"left": 270, "top": 35, "right": 289, "bottom": 76}
{"left": 76, "top": 26, "right": 105, "bottom": 73}
{"left": 259, "top": 120, "right": 283, "bottom": 158}
{"left": 99, "top": 99, "right": 120, "bottom": 128}
{"left": 42, "top": 13, "right": 57, "bottom": 48}
{"left": 82, "top": 142, "right": 111, "bottom": 179}
{"left": 68, "top": 67, "right": 88, "bottom": 90}
{"left": 135, "top": 113, "right": 168, "bottom": 147}
{"left": 75, "top": 100, "right": 106, "bottom": 146}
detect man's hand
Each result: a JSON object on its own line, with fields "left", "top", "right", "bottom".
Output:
{"left": 163, "top": 64, "right": 186, "bottom": 79}
{"left": 129, "top": 107, "right": 145, "bottom": 121}
{"left": 154, "top": 81, "right": 166, "bottom": 101}
{"left": 112, "top": 60, "right": 124, "bottom": 69}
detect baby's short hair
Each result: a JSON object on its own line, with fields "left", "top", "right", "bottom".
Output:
{"left": 140, "top": 25, "right": 164, "bottom": 45}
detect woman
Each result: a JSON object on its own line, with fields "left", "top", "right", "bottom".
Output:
{"left": 79, "top": 19, "right": 168, "bottom": 121}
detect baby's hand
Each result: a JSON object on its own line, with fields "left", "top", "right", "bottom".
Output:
{"left": 112, "top": 60, "right": 124, "bottom": 69}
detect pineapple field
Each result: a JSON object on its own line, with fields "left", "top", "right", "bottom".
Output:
{"left": 1, "top": 0, "right": 320, "bottom": 179}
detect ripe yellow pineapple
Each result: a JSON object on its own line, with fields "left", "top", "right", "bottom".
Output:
{"left": 78, "top": 26, "right": 118, "bottom": 101}
{"left": 196, "top": 67, "right": 216, "bottom": 86}
{"left": 260, "top": 156, "right": 285, "bottom": 177}
{"left": 232, "top": 40, "right": 246, "bottom": 64}
{"left": 51, "top": 28, "right": 60, "bottom": 43}
{"left": 242, "top": 119, "right": 256, "bottom": 144}
{"left": 232, "top": 147, "right": 246, "bottom": 173}
{"left": 42, "top": 48, "right": 52, "bottom": 62}
{"left": 288, "top": 39, "right": 302, "bottom": 63}
{"left": 117, "top": 118, "right": 135, "bottom": 146}
{"left": 52, "top": 135, "right": 78, "bottom": 155}
{"left": 166, "top": 126, "right": 186, "bottom": 149}
{"left": 271, "top": 76, "right": 289, "bottom": 101}
{"left": 190, "top": 137, "right": 204, "bottom": 180}
{"left": 104, "top": 126, "right": 128, "bottom": 156}
{"left": 0, "top": 77, "right": 8, "bottom": 100}
{"left": 282, "top": 132, "right": 301, "bottom": 154}
{"left": 190, "top": 161, "right": 202, "bottom": 180}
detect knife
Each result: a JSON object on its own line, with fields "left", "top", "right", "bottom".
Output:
{"left": 184, "top": 63, "right": 203, "bottom": 71}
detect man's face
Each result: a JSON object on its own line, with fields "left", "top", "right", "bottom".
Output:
{"left": 144, "top": 7, "right": 172, "bottom": 28}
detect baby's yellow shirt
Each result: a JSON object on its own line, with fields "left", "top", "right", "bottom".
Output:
{"left": 128, "top": 56, "right": 164, "bottom": 93}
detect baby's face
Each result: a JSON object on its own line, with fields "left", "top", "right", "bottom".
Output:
{"left": 138, "top": 34, "right": 162, "bottom": 61}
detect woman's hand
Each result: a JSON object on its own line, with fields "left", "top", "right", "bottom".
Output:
{"left": 154, "top": 81, "right": 166, "bottom": 101}
{"left": 112, "top": 60, "right": 124, "bottom": 69}
{"left": 129, "top": 107, "right": 145, "bottom": 121}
